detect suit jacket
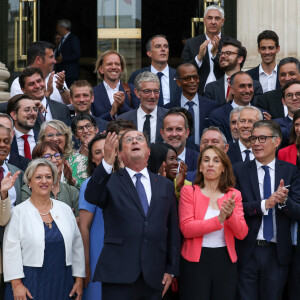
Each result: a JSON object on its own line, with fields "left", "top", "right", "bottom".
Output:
{"left": 247, "top": 65, "right": 281, "bottom": 91}
{"left": 204, "top": 76, "right": 263, "bottom": 105}
{"left": 85, "top": 163, "right": 180, "bottom": 291}
{"left": 234, "top": 159, "right": 300, "bottom": 266}
{"left": 10, "top": 131, "right": 39, "bottom": 159}
{"left": 227, "top": 141, "right": 244, "bottom": 165}
{"left": 117, "top": 106, "right": 168, "bottom": 143}
{"left": 179, "top": 186, "right": 248, "bottom": 263}
{"left": 278, "top": 143, "right": 297, "bottom": 165}
{"left": 181, "top": 34, "right": 232, "bottom": 94}
{"left": 185, "top": 147, "right": 199, "bottom": 172}
{"left": 55, "top": 32, "right": 81, "bottom": 80}
{"left": 8, "top": 151, "right": 31, "bottom": 172}
{"left": 257, "top": 88, "right": 284, "bottom": 119}
{"left": 92, "top": 82, "right": 140, "bottom": 121}
{"left": 128, "top": 66, "right": 180, "bottom": 108}
{"left": 274, "top": 116, "right": 292, "bottom": 148}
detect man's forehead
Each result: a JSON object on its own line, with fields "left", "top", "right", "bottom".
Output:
{"left": 124, "top": 130, "right": 143, "bottom": 137}
{"left": 234, "top": 74, "right": 253, "bottom": 85}
{"left": 164, "top": 114, "right": 185, "bottom": 126}
{"left": 19, "top": 99, "right": 35, "bottom": 107}
{"left": 280, "top": 63, "right": 299, "bottom": 73}
{"left": 286, "top": 83, "right": 300, "bottom": 92}
{"left": 202, "top": 130, "right": 222, "bottom": 141}
{"left": 152, "top": 37, "right": 168, "bottom": 45}
{"left": 206, "top": 9, "right": 222, "bottom": 18}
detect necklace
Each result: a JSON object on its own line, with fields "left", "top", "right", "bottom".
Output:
{"left": 30, "top": 198, "right": 53, "bottom": 216}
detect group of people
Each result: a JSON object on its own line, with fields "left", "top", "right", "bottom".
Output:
{"left": 1, "top": 3, "right": 300, "bottom": 300}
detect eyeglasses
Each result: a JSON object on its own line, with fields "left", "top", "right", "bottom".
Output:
{"left": 140, "top": 89, "right": 160, "bottom": 95}
{"left": 285, "top": 92, "right": 300, "bottom": 100}
{"left": 249, "top": 135, "right": 276, "bottom": 144}
{"left": 76, "top": 123, "right": 94, "bottom": 133}
{"left": 42, "top": 153, "right": 62, "bottom": 161}
{"left": 23, "top": 107, "right": 38, "bottom": 114}
{"left": 177, "top": 75, "right": 199, "bottom": 82}
{"left": 123, "top": 135, "right": 145, "bottom": 144}
{"left": 45, "top": 132, "right": 64, "bottom": 139}
{"left": 218, "top": 51, "right": 238, "bottom": 58}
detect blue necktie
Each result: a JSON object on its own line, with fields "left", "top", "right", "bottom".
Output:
{"left": 261, "top": 165, "right": 274, "bottom": 241}
{"left": 135, "top": 173, "right": 149, "bottom": 215}
{"left": 157, "top": 72, "right": 164, "bottom": 107}
{"left": 186, "top": 101, "right": 195, "bottom": 143}
{"left": 244, "top": 149, "right": 251, "bottom": 162}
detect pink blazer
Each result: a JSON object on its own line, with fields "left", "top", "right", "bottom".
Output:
{"left": 278, "top": 143, "right": 297, "bottom": 165}
{"left": 179, "top": 185, "right": 248, "bottom": 263}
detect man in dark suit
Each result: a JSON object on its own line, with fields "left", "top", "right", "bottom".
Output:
{"left": 234, "top": 120, "right": 300, "bottom": 300}
{"left": 182, "top": 5, "right": 232, "bottom": 94}
{"left": 55, "top": 19, "right": 81, "bottom": 87}
{"left": 247, "top": 30, "right": 281, "bottom": 93}
{"left": 257, "top": 57, "right": 300, "bottom": 118}
{"left": 118, "top": 72, "right": 167, "bottom": 143}
{"left": 204, "top": 39, "right": 263, "bottom": 105}
{"left": 92, "top": 50, "right": 139, "bottom": 121}
{"left": 85, "top": 130, "right": 180, "bottom": 299}
{"left": 129, "top": 35, "right": 179, "bottom": 108}
{"left": 160, "top": 109, "right": 199, "bottom": 171}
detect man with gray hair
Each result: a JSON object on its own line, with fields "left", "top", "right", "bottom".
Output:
{"left": 229, "top": 107, "right": 240, "bottom": 141}
{"left": 227, "top": 106, "right": 263, "bottom": 164}
{"left": 182, "top": 4, "right": 234, "bottom": 94}
{"left": 55, "top": 19, "right": 81, "bottom": 87}
{"left": 118, "top": 71, "right": 168, "bottom": 143}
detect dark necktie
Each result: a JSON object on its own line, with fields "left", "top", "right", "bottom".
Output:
{"left": 135, "top": 173, "right": 149, "bottom": 215}
{"left": 56, "top": 37, "right": 65, "bottom": 57}
{"left": 261, "top": 165, "right": 273, "bottom": 241}
{"left": 186, "top": 101, "right": 195, "bottom": 143}
{"left": 21, "top": 135, "right": 32, "bottom": 159}
{"left": 143, "top": 115, "right": 151, "bottom": 142}
{"left": 244, "top": 149, "right": 251, "bottom": 162}
{"left": 157, "top": 72, "right": 164, "bottom": 107}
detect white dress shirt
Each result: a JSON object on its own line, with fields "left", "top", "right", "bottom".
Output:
{"left": 238, "top": 140, "right": 255, "bottom": 161}
{"left": 14, "top": 128, "right": 36, "bottom": 157}
{"left": 150, "top": 65, "right": 170, "bottom": 105}
{"left": 231, "top": 100, "right": 250, "bottom": 109}
{"left": 259, "top": 64, "right": 278, "bottom": 93}
{"left": 103, "top": 80, "right": 121, "bottom": 106}
{"left": 1, "top": 163, "right": 17, "bottom": 208}
{"left": 137, "top": 106, "right": 157, "bottom": 143}
{"left": 256, "top": 159, "right": 277, "bottom": 243}
{"left": 41, "top": 97, "right": 53, "bottom": 121}
{"left": 178, "top": 147, "right": 186, "bottom": 163}
{"left": 224, "top": 73, "right": 230, "bottom": 99}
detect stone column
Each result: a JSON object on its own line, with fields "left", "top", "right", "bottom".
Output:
{"left": 237, "top": 0, "right": 300, "bottom": 70}
{"left": 0, "top": 62, "right": 10, "bottom": 102}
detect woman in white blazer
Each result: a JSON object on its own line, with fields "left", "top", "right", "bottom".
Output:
{"left": 3, "top": 159, "right": 85, "bottom": 300}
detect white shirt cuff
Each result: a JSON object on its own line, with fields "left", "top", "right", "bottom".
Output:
{"left": 102, "top": 159, "right": 113, "bottom": 174}
{"left": 261, "top": 200, "right": 269, "bottom": 215}
{"left": 195, "top": 56, "right": 202, "bottom": 68}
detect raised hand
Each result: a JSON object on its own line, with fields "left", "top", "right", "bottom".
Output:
{"left": 63, "top": 160, "right": 76, "bottom": 186}
{"left": 211, "top": 35, "right": 221, "bottom": 57}
{"left": 197, "top": 40, "right": 210, "bottom": 61}
{"left": 176, "top": 161, "right": 188, "bottom": 192}
{"left": 158, "top": 161, "right": 167, "bottom": 177}
{"left": 55, "top": 71, "right": 66, "bottom": 90}
{"left": 221, "top": 193, "right": 236, "bottom": 219}
{"left": 45, "top": 71, "right": 54, "bottom": 98}
{"left": 104, "top": 132, "right": 118, "bottom": 165}
{"left": 1, "top": 171, "right": 21, "bottom": 200}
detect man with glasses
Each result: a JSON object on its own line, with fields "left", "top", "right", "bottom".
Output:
{"left": 118, "top": 71, "right": 168, "bottom": 143}
{"left": 233, "top": 120, "right": 300, "bottom": 300}
{"left": 204, "top": 39, "right": 263, "bottom": 105}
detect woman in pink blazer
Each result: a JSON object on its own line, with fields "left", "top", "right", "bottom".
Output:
{"left": 179, "top": 145, "right": 248, "bottom": 300}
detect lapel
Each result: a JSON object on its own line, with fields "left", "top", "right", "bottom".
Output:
{"left": 198, "top": 95, "right": 207, "bottom": 135}
{"left": 11, "top": 136, "right": 19, "bottom": 155}
{"left": 216, "top": 76, "right": 225, "bottom": 102}
{"left": 234, "top": 142, "right": 243, "bottom": 163}
{"left": 224, "top": 102, "right": 233, "bottom": 118}
{"left": 169, "top": 68, "right": 177, "bottom": 100}
{"left": 274, "top": 159, "right": 282, "bottom": 191}
{"left": 147, "top": 171, "right": 160, "bottom": 218}
{"left": 247, "top": 160, "right": 261, "bottom": 201}
{"left": 156, "top": 107, "right": 164, "bottom": 141}
{"left": 99, "top": 83, "right": 113, "bottom": 111}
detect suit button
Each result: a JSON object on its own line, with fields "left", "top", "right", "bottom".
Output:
{"left": 144, "top": 221, "right": 148, "bottom": 226}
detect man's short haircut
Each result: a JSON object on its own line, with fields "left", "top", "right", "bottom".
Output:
{"left": 165, "top": 107, "right": 193, "bottom": 136}
{"left": 282, "top": 80, "right": 300, "bottom": 98}
{"left": 221, "top": 39, "right": 247, "bottom": 68}
{"left": 252, "top": 120, "right": 282, "bottom": 139}
{"left": 119, "top": 129, "right": 150, "bottom": 151}
{"left": 145, "top": 34, "right": 168, "bottom": 52}
{"left": 27, "top": 41, "right": 54, "bottom": 66}
{"left": 204, "top": 4, "right": 225, "bottom": 18}
{"left": 257, "top": 30, "right": 279, "bottom": 48}
{"left": 69, "top": 80, "right": 93, "bottom": 97}
{"left": 0, "top": 113, "right": 14, "bottom": 128}
{"left": 230, "top": 107, "right": 241, "bottom": 120}
{"left": 279, "top": 57, "right": 300, "bottom": 74}
{"left": 107, "top": 119, "right": 136, "bottom": 135}
{"left": 161, "top": 109, "right": 189, "bottom": 130}
{"left": 134, "top": 71, "right": 160, "bottom": 91}
{"left": 238, "top": 106, "right": 263, "bottom": 121}
{"left": 57, "top": 19, "right": 72, "bottom": 31}
{"left": 230, "top": 71, "right": 252, "bottom": 86}
{"left": 201, "top": 126, "right": 227, "bottom": 145}
{"left": 71, "top": 113, "right": 97, "bottom": 135}
{"left": 19, "top": 67, "right": 43, "bottom": 89}
{"left": 94, "top": 50, "right": 126, "bottom": 80}
{"left": 176, "top": 63, "right": 196, "bottom": 79}
{"left": 7, "top": 94, "right": 33, "bottom": 116}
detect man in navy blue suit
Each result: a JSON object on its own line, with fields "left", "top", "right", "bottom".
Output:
{"left": 85, "top": 131, "right": 180, "bottom": 299}
{"left": 129, "top": 35, "right": 179, "bottom": 108}
{"left": 234, "top": 120, "right": 300, "bottom": 300}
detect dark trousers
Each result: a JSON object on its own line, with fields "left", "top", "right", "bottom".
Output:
{"left": 102, "top": 273, "right": 162, "bottom": 300}
{"left": 180, "top": 247, "right": 237, "bottom": 300}
{"left": 237, "top": 243, "right": 288, "bottom": 300}
{"left": 288, "top": 244, "right": 300, "bottom": 300}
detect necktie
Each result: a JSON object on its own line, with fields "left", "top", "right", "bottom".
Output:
{"left": 226, "top": 77, "right": 231, "bottom": 99}
{"left": 261, "top": 165, "right": 274, "bottom": 241}
{"left": 143, "top": 114, "right": 151, "bottom": 142}
{"left": 157, "top": 72, "right": 164, "bottom": 107}
{"left": 186, "top": 101, "right": 195, "bottom": 143}
{"left": 135, "top": 173, "right": 149, "bottom": 215}
{"left": 244, "top": 149, "right": 251, "bottom": 162}
{"left": 56, "top": 37, "right": 65, "bottom": 56}
{"left": 21, "top": 135, "right": 32, "bottom": 159}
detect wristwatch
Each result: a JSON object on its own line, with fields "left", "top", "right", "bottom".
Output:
{"left": 58, "top": 86, "right": 66, "bottom": 93}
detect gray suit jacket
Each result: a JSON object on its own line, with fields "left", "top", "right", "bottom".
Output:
{"left": 7, "top": 163, "right": 23, "bottom": 206}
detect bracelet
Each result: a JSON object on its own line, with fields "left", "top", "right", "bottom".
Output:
{"left": 58, "top": 86, "right": 66, "bottom": 93}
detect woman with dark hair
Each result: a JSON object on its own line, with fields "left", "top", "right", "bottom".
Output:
{"left": 179, "top": 145, "right": 248, "bottom": 300}
{"left": 79, "top": 134, "right": 108, "bottom": 299}
{"left": 278, "top": 109, "right": 300, "bottom": 167}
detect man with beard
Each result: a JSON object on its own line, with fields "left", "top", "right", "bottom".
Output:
{"left": 7, "top": 94, "right": 39, "bottom": 159}
{"left": 204, "top": 39, "right": 263, "bottom": 105}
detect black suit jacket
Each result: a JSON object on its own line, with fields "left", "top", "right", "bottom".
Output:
{"left": 257, "top": 89, "right": 284, "bottom": 119}
{"left": 274, "top": 116, "right": 293, "bottom": 148}
{"left": 10, "top": 130, "right": 39, "bottom": 158}
{"left": 85, "top": 163, "right": 180, "bottom": 291}
{"left": 8, "top": 151, "right": 30, "bottom": 172}
{"left": 234, "top": 159, "right": 300, "bottom": 266}
{"left": 227, "top": 141, "right": 244, "bottom": 165}
{"left": 204, "top": 76, "right": 263, "bottom": 105}
{"left": 185, "top": 147, "right": 199, "bottom": 172}
{"left": 117, "top": 106, "right": 168, "bottom": 143}
{"left": 247, "top": 65, "right": 281, "bottom": 90}
{"left": 181, "top": 34, "right": 232, "bottom": 94}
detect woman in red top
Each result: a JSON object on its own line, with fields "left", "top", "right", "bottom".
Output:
{"left": 179, "top": 145, "right": 248, "bottom": 300}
